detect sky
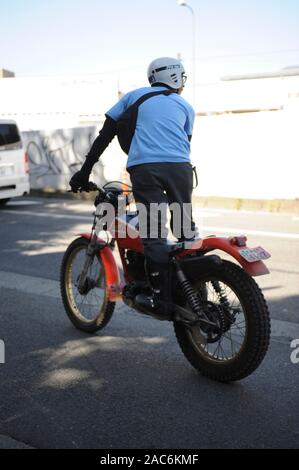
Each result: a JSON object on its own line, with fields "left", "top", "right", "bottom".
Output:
{"left": 1, "top": 0, "right": 299, "bottom": 87}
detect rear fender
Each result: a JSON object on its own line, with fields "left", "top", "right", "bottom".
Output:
{"left": 80, "top": 233, "right": 123, "bottom": 301}
{"left": 178, "top": 237, "right": 270, "bottom": 277}
{"left": 201, "top": 237, "right": 270, "bottom": 276}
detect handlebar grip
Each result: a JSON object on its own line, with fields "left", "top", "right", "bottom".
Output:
{"left": 87, "top": 182, "right": 98, "bottom": 192}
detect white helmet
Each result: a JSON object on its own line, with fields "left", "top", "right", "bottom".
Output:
{"left": 147, "top": 57, "right": 187, "bottom": 90}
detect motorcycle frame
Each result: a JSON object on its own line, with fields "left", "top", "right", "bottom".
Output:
{"left": 79, "top": 209, "right": 270, "bottom": 302}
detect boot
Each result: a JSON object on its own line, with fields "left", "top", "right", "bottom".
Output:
{"left": 134, "top": 261, "right": 172, "bottom": 317}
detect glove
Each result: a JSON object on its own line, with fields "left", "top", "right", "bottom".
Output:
{"left": 69, "top": 170, "right": 90, "bottom": 193}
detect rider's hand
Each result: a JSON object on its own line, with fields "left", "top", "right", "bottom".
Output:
{"left": 69, "top": 170, "right": 90, "bottom": 193}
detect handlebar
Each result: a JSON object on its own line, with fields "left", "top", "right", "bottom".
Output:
{"left": 69, "top": 181, "right": 134, "bottom": 207}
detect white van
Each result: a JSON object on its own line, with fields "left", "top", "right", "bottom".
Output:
{"left": 0, "top": 120, "right": 30, "bottom": 204}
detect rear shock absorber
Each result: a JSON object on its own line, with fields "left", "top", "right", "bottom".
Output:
{"left": 172, "top": 258, "right": 208, "bottom": 321}
{"left": 211, "top": 281, "right": 230, "bottom": 309}
{"left": 211, "top": 280, "right": 236, "bottom": 329}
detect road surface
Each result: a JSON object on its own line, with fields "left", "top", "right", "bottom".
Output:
{"left": 0, "top": 197, "right": 298, "bottom": 449}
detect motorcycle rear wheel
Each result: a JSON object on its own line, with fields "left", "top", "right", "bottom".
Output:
{"left": 174, "top": 260, "right": 271, "bottom": 382}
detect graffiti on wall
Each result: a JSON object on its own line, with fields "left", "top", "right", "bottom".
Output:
{"left": 22, "top": 127, "right": 106, "bottom": 190}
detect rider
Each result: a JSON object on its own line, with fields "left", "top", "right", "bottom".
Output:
{"left": 70, "top": 57, "right": 196, "bottom": 316}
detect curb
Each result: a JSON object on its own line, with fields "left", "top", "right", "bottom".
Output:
{"left": 193, "top": 196, "right": 299, "bottom": 215}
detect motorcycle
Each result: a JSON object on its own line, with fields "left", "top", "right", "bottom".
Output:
{"left": 60, "top": 181, "right": 271, "bottom": 382}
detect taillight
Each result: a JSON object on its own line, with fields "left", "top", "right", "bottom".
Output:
{"left": 230, "top": 236, "right": 247, "bottom": 247}
{"left": 24, "top": 152, "right": 29, "bottom": 174}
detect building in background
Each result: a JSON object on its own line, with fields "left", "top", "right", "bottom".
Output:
{"left": 0, "top": 69, "right": 15, "bottom": 79}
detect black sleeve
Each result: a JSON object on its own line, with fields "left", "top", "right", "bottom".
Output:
{"left": 188, "top": 135, "right": 192, "bottom": 142}
{"left": 81, "top": 116, "right": 117, "bottom": 174}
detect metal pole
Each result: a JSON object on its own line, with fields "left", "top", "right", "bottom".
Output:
{"left": 186, "top": 5, "right": 196, "bottom": 107}
{"left": 177, "top": 2, "right": 196, "bottom": 107}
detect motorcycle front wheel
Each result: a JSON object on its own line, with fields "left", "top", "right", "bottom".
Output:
{"left": 174, "top": 260, "right": 271, "bottom": 382}
{"left": 60, "top": 237, "right": 115, "bottom": 333}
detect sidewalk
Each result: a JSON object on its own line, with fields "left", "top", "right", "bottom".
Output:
{"left": 193, "top": 196, "right": 299, "bottom": 215}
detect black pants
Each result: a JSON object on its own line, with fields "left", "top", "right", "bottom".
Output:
{"left": 128, "top": 162, "right": 195, "bottom": 265}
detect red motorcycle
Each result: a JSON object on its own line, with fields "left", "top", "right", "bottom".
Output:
{"left": 60, "top": 182, "right": 271, "bottom": 382}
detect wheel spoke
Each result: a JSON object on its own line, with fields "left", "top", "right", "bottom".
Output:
{"left": 186, "top": 275, "right": 249, "bottom": 362}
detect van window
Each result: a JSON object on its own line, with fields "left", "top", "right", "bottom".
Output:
{"left": 0, "top": 124, "right": 22, "bottom": 150}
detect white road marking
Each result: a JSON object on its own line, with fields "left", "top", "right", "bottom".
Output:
{"left": 2, "top": 209, "right": 91, "bottom": 222}
{"left": 2, "top": 209, "right": 299, "bottom": 239}
{"left": 195, "top": 207, "right": 296, "bottom": 217}
{"left": 193, "top": 209, "right": 220, "bottom": 218}
{"left": 201, "top": 226, "right": 299, "bottom": 240}
{"left": 0, "top": 270, "right": 60, "bottom": 299}
{"left": 6, "top": 200, "right": 42, "bottom": 206}
{"left": 0, "top": 269, "right": 298, "bottom": 343}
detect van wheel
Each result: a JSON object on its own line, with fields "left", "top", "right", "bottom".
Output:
{"left": 0, "top": 199, "right": 10, "bottom": 205}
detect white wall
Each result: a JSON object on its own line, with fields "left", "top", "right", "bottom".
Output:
{"left": 22, "top": 126, "right": 125, "bottom": 190}
{"left": 21, "top": 106, "right": 299, "bottom": 198}
{"left": 191, "top": 106, "right": 299, "bottom": 199}
{"left": 2, "top": 73, "right": 299, "bottom": 198}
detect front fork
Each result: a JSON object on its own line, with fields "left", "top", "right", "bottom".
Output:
{"left": 77, "top": 233, "right": 100, "bottom": 294}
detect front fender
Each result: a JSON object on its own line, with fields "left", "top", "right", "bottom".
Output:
{"left": 80, "top": 233, "right": 123, "bottom": 301}
{"left": 200, "top": 237, "right": 270, "bottom": 277}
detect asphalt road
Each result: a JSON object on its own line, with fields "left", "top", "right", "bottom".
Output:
{"left": 0, "top": 196, "right": 298, "bottom": 449}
